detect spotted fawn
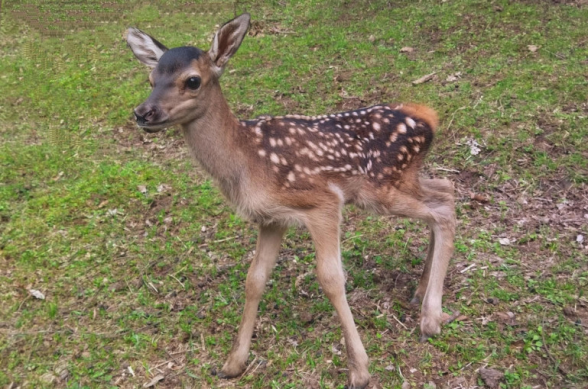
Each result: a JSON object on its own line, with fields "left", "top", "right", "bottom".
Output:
{"left": 125, "top": 13, "right": 455, "bottom": 389}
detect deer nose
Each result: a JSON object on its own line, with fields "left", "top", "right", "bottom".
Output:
{"left": 134, "top": 106, "right": 157, "bottom": 124}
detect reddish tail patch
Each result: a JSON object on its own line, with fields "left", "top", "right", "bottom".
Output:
{"left": 399, "top": 104, "right": 439, "bottom": 132}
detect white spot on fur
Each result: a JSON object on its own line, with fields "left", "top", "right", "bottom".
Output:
{"left": 287, "top": 171, "right": 296, "bottom": 182}
{"left": 270, "top": 153, "right": 279, "bottom": 164}
{"left": 397, "top": 123, "right": 407, "bottom": 134}
{"left": 406, "top": 117, "right": 416, "bottom": 129}
{"left": 372, "top": 122, "right": 381, "bottom": 131}
{"left": 258, "top": 149, "right": 266, "bottom": 157}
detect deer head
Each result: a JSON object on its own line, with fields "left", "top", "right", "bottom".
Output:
{"left": 124, "top": 13, "right": 250, "bottom": 132}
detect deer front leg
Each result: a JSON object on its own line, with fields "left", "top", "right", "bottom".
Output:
{"left": 306, "top": 210, "right": 370, "bottom": 389}
{"left": 219, "top": 223, "right": 286, "bottom": 378}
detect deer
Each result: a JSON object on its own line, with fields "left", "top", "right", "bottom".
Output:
{"left": 125, "top": 13, "right": 455, "bottom": 389}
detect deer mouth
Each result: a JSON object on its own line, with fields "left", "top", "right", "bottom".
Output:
{"left": 136, "top": 120, "right": 171, "bottom": 132}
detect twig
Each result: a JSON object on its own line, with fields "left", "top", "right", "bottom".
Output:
{"left": 212, "top": 236, "right": 236, "bottom": 244}
{"left": 541, "top": 318, "right": 568, "bottom": 378}
{"left": 445, "top": 106, "right": 467, "bottom": 133}
{"left": 412, "top": 72, "right": 436, "bottom": 85}
{"left": 17, "top": 295, "right": 31, "bottom": 312}
{"left": 248, "top": 359, "right": 264, "bottom": 377}
{"left": 168, "top": 348, "right": 199, "bottom": 356}
{"left": 238, "top": 356, "right": 258, "bottom": 380}
{"left": 341, "top": 234, "right": 363, "bottom": 244}
{"left": 170, "top": 274, "right": 185, "bottom": 289}
{"left": 389, "top": 313, "right": 408, "bottom": 330}
{"left": 433, "top": 167, "right": 460, "bottom": 174}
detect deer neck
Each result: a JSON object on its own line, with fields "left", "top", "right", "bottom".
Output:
{"left": 180, "top": 85, "right": 244, "bottom": 197}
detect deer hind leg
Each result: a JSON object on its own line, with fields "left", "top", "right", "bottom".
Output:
{"left": 411, "top": 229, "right": 434, "bottom": 305}
{"left": 219, "top": 223, "right": 286, "bottom": 378}
{"left": 384, "top": 179, "right": 455, "bottom": 340}
{"left": 411, "top": 178, "right": 455, "bottom": 306}
{"left": 305, "top": 206, "right": 370, "bottom": 389}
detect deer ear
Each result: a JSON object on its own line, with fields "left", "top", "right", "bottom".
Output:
{"left": 124, "top": 27, "right": 168, "bottom": 69}
{"left": 209, "top": 13, "right": 250, "bottom": 73}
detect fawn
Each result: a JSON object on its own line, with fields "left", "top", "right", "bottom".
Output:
{"left": 125, "top": 13, "right": 455, "bottom": 389}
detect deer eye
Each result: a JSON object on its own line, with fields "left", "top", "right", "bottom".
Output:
{"left": 185, "top": 76, "right": 201, "bottom": 90}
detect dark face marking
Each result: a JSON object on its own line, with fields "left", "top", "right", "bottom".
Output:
{"left": 156, "top": 46, "right": 204, "bottom": 75}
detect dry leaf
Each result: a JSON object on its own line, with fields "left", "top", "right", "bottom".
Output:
{"left": 400, "top": 46, "right": 414, "bottom": 53}
{"left": 498, "top": 237, "right": 512, "bottom": 246}
{"left": 470, "top": 192, "right": 489, "bottom": 203}
{"left": 157, "top": 184, "right": 171, "bottom": 193}
{"left": 495, "top": 312, "right": 517, "bottom": 326}
{"left": 29, "top": 289, "right": 45, "bottom": 300}
{"left": 137, "top": 185, "right": 147, "bottom": 194}
{"left": 479, "top": 368, "right": 504, "bottom": 389}
{"left": 143, "top": 374, "right": 164, "bottom": 388}
{"left": 466, "top": 138, "right": 481, "bottom": 155}
{"left": 445, "top": 72, "right": 462, "bottom": 82}
{"left": 52, "top": 171, "right": 64, "bottom": 181}
{"left": 498, "top": 238, "right": 511, "bottom": 246}
{"left": 368, "top": 35, "right": 376, "bottom": 43}
{"left": 527, "top": 45, "right": 539, "bottom": 52}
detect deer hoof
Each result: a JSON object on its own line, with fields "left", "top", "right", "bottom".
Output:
{"left": 218, "top": 362, "right": 246, "bottom": 379}
{"left": 346, "top": 370, "right": 370, "bottom": 389}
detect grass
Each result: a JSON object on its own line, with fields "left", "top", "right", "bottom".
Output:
{"left": 1, "top": 0, "right": 588, "bottom": 388}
